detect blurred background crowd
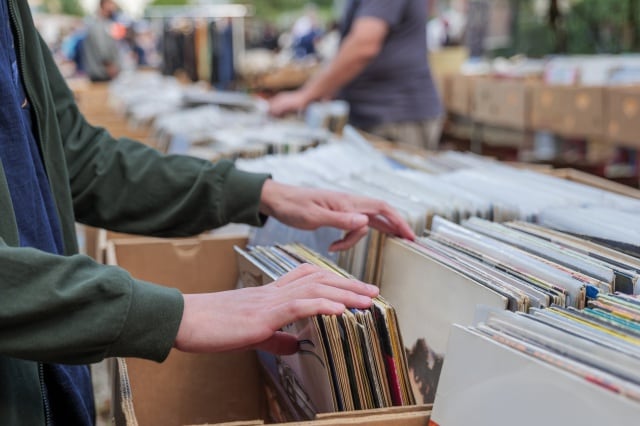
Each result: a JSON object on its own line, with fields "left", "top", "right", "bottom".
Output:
{"left": 28, "top": 0, "right": 640, "bottom": 186}
{"left": 34, "top": 0, "right": 640, "bottom": 85}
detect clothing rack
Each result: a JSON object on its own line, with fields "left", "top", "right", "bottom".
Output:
{"left": 144, "top": 4, "right": 253, "bottom": 75}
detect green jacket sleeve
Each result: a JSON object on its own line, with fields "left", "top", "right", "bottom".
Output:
{"left": 39, "top": 34, "right": 270, "bottom": 237}
{"left": 0, "top": 238, "right": 183, "bottom": 364}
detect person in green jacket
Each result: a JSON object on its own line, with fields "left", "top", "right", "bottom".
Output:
{"left": 0, "top": 0, "right": 415, "bottom": 424}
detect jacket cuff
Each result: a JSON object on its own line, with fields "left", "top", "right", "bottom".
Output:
{"left": 222, "top": 167, "right": 271, "bottom": 226}
{"left": 108, "top": 279, "right": 184, "bottom": 362}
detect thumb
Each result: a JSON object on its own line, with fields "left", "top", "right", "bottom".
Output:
{"left": 320, "top": 211, "right": 369, "bottom": 231}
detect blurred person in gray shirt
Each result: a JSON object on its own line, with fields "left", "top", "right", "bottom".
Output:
{"left": 82, "top": 0, "right": 121, "bottom": 82}
{"left": 270, "top": 0, "right": 443, "bottom": 150}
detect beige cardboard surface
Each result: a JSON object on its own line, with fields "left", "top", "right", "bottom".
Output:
{"left": 473, "top": 78, "right": 532, "bottom": 130}
{"left": 607, "top": 86, "right": 640, "bottom": 148}
{"left": 472, "top": 78, "right": 499, "bottom": 126}
{"left": 530, "top": 83, "right": 557, "bottom": 131}
{"left": 563, "top": 86, "right": 606, "bottom": 138}
{"left": 531, "top": 84, "right": 605, "bottom": 138}
{"left": 447, "top": 74, "right": 475, "bottom": 116}
{"left": 429, "top": 47, "right": 469, "bottom": 99}
{"left": 81, "top": 225, "right": 141, "bottom": 263}
{"left": 282, "top": 411, "right": 429, "bottom": 426}
{"left": 109, "top": 236, "right": 267, "bottom": 426}
{"left": 187, "top": 422, "right": 264, "bottom": 426}
{"left": 188, "top": 420, "right": 264, "bottom": 426}
{"left": 316, "top": 404, "right": 431, "bottom": 420}
{"left": 80, "top": 225, "right": 100, "bottom": 260}
{"left": 188, "top": 406, "right": 431, "bottom": 426}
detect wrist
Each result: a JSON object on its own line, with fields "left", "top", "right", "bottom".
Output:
{"left": 299, "top": 84, "right": 318, "bottom": 107}
{"left": 259, "top": 179, "right": 278, "bottom": 217}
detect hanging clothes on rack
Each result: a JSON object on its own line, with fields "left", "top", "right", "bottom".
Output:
{"left": 160, "top": 19, "right": 181, "bottom": 76}
{"left": 215, "top": 18, "right": 235, "bottom": 90}
{"left": 195, "top": 19, "right": 211, "bottom": 82}
{"left": 182, "top": 24, "right": 198, "bottom": 81}
{"left": 208, "top": 20, "right": 220, "bottom": 85}
{"left": 160, "top": 17, "right": 197, "bottom": 81}
{"left": 148, "top": 4, "right": 248, "bottom": 84}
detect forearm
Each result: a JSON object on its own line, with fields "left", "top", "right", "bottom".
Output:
{"left": 40, "top": 33, "right": 269, "bottom": 235}
{"left": 70, "top": 142, "right": 269, "bottom": 236}
{"left": 300, "top": 35, "right": 379, "bottom": 103}
{"left": 0, "top": 240, "right": 183, "bottom": 364}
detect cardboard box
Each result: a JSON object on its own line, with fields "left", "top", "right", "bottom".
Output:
{"left": 607, "top": 86, "right": 640, "bottom": 149}
{"left": 108, "top": 236, "right": 430, "bottom": 426}
{"left": 429, "top": 47, "right": 469, "bottom": 101}
{"left": 446, "top": 74, "right": 475, "bottom": 116}
{"left": 108, "top": 235, "right": 264, "bottom": 426}
{"left": 82, "top": 227, "right": 126, "bottom": 262}
{"left": 531, "top": 84, "right": 606, "bottom": 138}
{"left": 473, "top": 78, "right": 532, "bottom": 130}
{"left": 81, "top": 226, "right": 136, "bottom": 263}
{"left": 529, "top": 83, "right": 556, "bottom": 131}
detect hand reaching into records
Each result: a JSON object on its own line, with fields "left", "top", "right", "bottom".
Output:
{"left": 174, "top": 264, "right": 379, "bottom": 355}
{"left": 259, "top": 179, "right": 416, "bottom": 251}
{"left": 268, "top": 90, "right": 310, "bottom": 117}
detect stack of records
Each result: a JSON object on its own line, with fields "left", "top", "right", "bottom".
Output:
{"left": 378, "top": 216, "right": 640, "bottom": 405}
{"left": 431, "top": 295, "right": 640, "bottom": 426}
{"left": 237, "top": 132, "right": 640, "bottom": 280}
{"left": 235, "top": 243, "right": 415, "bottom": 421}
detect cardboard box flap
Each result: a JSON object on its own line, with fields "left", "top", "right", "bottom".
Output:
{"left": 110, "top": 236, "right": 268, "bottom": 426}
{"left": 107, "top": 235, "right": 249, "bottom": 291}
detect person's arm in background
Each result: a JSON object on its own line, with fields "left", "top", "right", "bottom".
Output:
{"left": 269, "top": 17, "right": 388, "bottom": 116}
